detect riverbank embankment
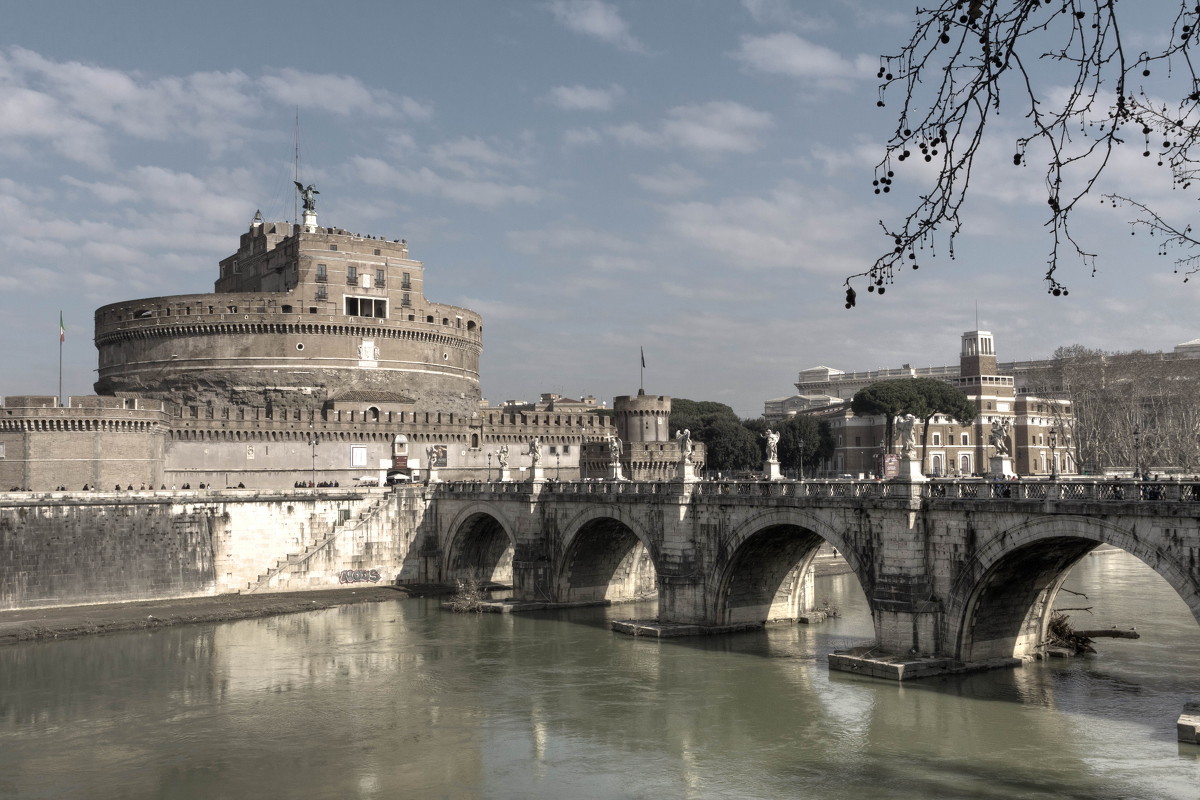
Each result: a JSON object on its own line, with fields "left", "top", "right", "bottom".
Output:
{"left": 0, "top": 585, "right": 452, "bottom": 646}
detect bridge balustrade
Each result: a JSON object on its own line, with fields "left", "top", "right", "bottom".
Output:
{"left": 432, "top": 477, "right": 1200, "bottom": 504}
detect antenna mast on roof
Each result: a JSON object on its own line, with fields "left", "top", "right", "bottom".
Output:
{"left": 293, "top": 109, "right": 302, "bottom": 225}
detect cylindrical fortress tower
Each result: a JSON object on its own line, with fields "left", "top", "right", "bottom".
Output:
{"left": 614, "top": 392, "right": 671, "bottom": 443}
{"left": 95, "top": 217, "right": 483, "bottom": 415}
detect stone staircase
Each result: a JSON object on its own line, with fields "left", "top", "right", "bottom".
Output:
{"left": 242, "top": 494, "right": 394, "bottom": 594}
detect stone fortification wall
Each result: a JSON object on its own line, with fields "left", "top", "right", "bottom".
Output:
{"left": 0, "top": 396, "right": 169, "bottom": 491}
{"left": 0, "top": 494, "right": 216, "bottom": 610}
{"left": 164, "top": 406, "right": 615, "bottom": 487}
{"left": 0, "top": 489, "right": 428, "bottom": 609}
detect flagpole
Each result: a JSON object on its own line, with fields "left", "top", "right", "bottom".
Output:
{"left": 639, "top": 347, "right": 644, "bottom": 394}
{"left": 58, "top": 310, "right": 64, "bottom": 408}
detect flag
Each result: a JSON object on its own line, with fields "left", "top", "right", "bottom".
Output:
{"left": 59, "top": 312, "right": 66, "bottom": 343}
{"left": 640, "top": 347, "right": 645, "bottom": 368}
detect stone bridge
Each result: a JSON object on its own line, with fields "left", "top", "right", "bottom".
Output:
{"left": 420, "top": 478, "right": 1200, "bottom": 676}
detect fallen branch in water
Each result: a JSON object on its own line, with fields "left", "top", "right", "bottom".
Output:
{"left": 1075, "top": 628, "right": 1140, "bottom": 640}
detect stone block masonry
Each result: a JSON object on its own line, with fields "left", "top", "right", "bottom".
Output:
{"left": 0, "top": 489, "right": 428, "bottom": 610}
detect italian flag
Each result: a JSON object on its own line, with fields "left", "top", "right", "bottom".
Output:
{"left": 59, "top": 312, "right": 66, "bottom": 343}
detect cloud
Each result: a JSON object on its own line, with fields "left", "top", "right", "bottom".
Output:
{"left": 352, "top": 156, "right": 543, "bottom": 208}
{"left": 547, "top": 0, "right": 645, "bottom": 52}
{"left": 607, "top": 101, "right": 774, "bottom": 155}
{"left": 658, "top": 180, "right": 873, "bottom": 272}
{"left": 740, "top": 0, "right": 833, "bottom": 32}
{"left": 259, "top": 68, "right": 431, "bottom": 119}
{"left": 632, "top": 164, "right": 706, "bottom": 196}
{"left": 731, "top": 32, "right": 876, "bottom": 87}
{"left": 546, "top": 83, "right": 624, "bottom": 111}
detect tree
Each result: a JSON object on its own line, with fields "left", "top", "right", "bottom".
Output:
{"left": 670, "top": 399, "right": 760, "bottom": 473}
{"left": 745, "top": 416, "right": 835, "bottom": 475}
{"left": 852, "top": 378, "right": 977, "bottom": 470}
{"left": 848, "top": 1, "right": 1200, "bottom": 308}
{"left": 851, "top": 380, "right": 917, "bottom": 451}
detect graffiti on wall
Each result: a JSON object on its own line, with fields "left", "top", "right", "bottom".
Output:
{"left": 337, "top": 568, "right": 381, "bottom": 584}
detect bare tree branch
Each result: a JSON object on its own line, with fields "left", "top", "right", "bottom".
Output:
{"left": 849, "top": 0, "right": 1200, "bottom": 307}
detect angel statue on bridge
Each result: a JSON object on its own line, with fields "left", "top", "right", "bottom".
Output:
{"left": 762, "top": 429, "right": 780, "bottom": 463}
{"left": 675, "top": 428, "right": 694, "bottom": 464}
{"left": 528, "top": 437, "right": 542, "bottom": 466}
{"left": 497, "top": 444, "right": 509, "bottom": 468}
{"left": 896, "top": 415, "right": 918, "bottom": 461}
{"left": 989, "top": 419, "right": 1011, "bottom": 457}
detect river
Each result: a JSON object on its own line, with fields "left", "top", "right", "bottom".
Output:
{"left": 1, "top": 551, "right": 1197, "bottom": 799}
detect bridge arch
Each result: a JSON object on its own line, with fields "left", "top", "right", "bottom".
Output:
{"left": 715, "top": 508, "right": 871, "bottom": 627}
{"left": 555, "top": 506, "right": 658, "bottom": 605}
{"left": 443, "top": 502, "right": 519, "bottom": 585}
{"left": 949, "top": 515, "right": 1200, "bottom": 663}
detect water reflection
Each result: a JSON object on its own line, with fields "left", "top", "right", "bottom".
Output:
{"left": 0, "top": 552, "right": 1197, "bottom": 799}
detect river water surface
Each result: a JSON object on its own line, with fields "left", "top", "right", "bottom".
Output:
{"left": 2, "top": 551, "right": 1198, "bottom": 799}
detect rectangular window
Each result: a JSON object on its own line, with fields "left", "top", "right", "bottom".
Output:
{"left": 376, "top": 268, "right": 386, "bottom": 287}
{"left": 0, "top": 442, "right": 5, "bottom": 458}
{"left": 329, "top": 244, "right": 337, "bottom": 251}
{"left": 316, "top": 264, "right": 327, "bottom": 282}
{"left": 563, "top": 445, "right": 570, "bottom": 454}
{"left": 316, "top": 285, "right": 327, "bottom": 300}
{"left": 961, "top": 433, "right": 969, "bottom": 445}
{"left": 402, "top": 292, "right": 411, "bottom": 307}
{"left": 346, "top": 265, "right": 358, "bottom": 284}
{"left": 932, "top": 433, "right": 941, "bottom": 445}
{"left": 402, "top": 272, "right": 411, "bottom": 289}
{"left": 351, "top": 446, "right": 367, "bottom": 467}
{"left": 344, "top": 297, "right": 388, "bottom": 318}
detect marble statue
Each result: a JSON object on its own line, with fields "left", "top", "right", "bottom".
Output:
{"left": 675, "top": 428, "right": 694, "bottom": 463}
{"left": 763, "top": 429, "right": 780, "bottom": 462}
{"left": 897, "top": 414, "right": 918, "bottom": 460}
{"left": 528, "top": 437, "right": 541, "bottom": 466}
{"left": 989, "top": 419, "right": 1010, "bottom": 457}
{"left": 497, "top": 444, "right": 509, "bottom": 468}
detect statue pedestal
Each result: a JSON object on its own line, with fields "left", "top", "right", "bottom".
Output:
{"left": 677, "top": 461, "right": 698, "bottom": 483}
{"left": 529, "top": 466, "right": 545, "bottom": 482}
{"left": 989, "top": 456, "right": 1016, "bottom": 479}
{"left": 896, "top": 457, "right": 926, "bottom": 482}
{"left": 764, "top": 460, "right": 782, "bottom": 481}
{"left": 498, "top": 468, "right": 511, "bottom": 482}
{"left": 302, "top": 209, "right": 317, "bottom": 233}
{"left": 426, "top": 468, "right": 440, "bottom": 484}
{"left": 608, "top": 462, "right": 626, "bottom": 481}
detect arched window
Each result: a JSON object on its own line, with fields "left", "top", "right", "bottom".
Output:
{"left": 368, "top": 406, "right": 380, "bottom": 421}
{"left": 960, "top": 455, "right": 970, "bottom": 474}
{"left": 931, "top": 454, "right": 943, "bottom": 476}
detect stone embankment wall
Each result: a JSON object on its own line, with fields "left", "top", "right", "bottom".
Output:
{"left": 0, "top": 488, "right": 429, "bottom": 610}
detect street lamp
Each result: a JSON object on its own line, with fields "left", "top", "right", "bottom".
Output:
{"left": 798, "top": 438, "right": 805, "bottom": 481}
{"left": 487, "top": 451, "right": 493, "bottom": 481}
{"left": 307, "top": 425, "right": 319, "bottom": 488}
{"left": 1133, "top": 426, "right": 1142, "bottom": 480}
{"left": 1049, "top": 428, "right": 1058, "bottom": 480}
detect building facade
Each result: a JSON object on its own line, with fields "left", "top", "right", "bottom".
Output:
{"left": 782, "top": 331, "right": 1074, "bottom": 478}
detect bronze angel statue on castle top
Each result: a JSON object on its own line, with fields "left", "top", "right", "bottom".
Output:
{"left": 294, "top": 182, "right": 319, "bottom": 212}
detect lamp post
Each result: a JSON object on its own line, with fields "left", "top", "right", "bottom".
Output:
{"left": 487, "top": 451, "right": 493, "bottom": 481}
{"left": 1049, "top": 428, "right": 1058, "bottom": 480}
{"left": 307, "top": 425, "right": 319, "bottom": 488}
{"left": 556, "top": 452, "right": 561, "bottom": 481}
{"left": 1133, "top": 426, "right": 1142, "bottom": 480}
{"left": 798, "top": 438, "right": 805, "bottom": 481}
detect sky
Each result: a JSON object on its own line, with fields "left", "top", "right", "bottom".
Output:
{"left": 2, "top": 0, "right": 1197, "bottom": 418}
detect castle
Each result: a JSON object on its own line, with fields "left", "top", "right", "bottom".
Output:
{"left": 2, "top": 194, "right": 702, "bottom": 490}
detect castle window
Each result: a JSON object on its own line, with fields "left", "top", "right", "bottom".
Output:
{"left": 408, "top": 314, "right": 415, "bottom": 321}
{"left": 426, "top": 315, "right": 434, "bottom": 323}
{"left": 329, "top": 244, "right": 337, "bottom": 251}
{"left": 402, "top": 293, "right": 411, "bottom": 307}
{"left": 402, "top": 272, "right": 411, "bottom": 289}
{"left": 347, "top": 265, "right": 357, "bottom": 284}
{"left": 345, "top": 297, "right": 388, "bottom": 318}
{"left": 376, "top": 268, "right": 386, "bottom": 287}
{"left": 316, "top": 286, "right": 327, "bottom": 300}
{"left": 316, "top": 264, "right": 327, "bottom": 282}
{"left": 282, "top": 305, "right": 293, "bottom": 314}
{"left": 309, "top": 307, "right": 318, "bottom": 314}
{"left": 374, "top": 248, "right": 381, "bottom": 256}
{"left": 351, "top": 446, "right": 367, "bottom": 467}
{"left": 563, "top": 445, "right": 570, "bottom": 454}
